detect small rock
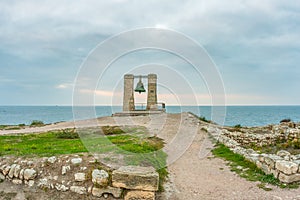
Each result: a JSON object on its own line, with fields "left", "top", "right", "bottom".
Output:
{"left": 26, "top": 180, "right": 35, "bottom": 187}
{"left": 27, "top": 161, "right": 34, "bottom": 166}
{"left": 74, "top": 173, "right": 86, "bottom": 182}
{"left": 70, "top": 186, "right": 86, "bottom": 195}
{"left": 12, "top": 179, "right": 22, "bottom": 185}
{"left": 47, "top": 156, "right": 57, "bottom": 164}
{"left": 92, "top": 169, "right": 109, "bottom": 187}
{"left": 8, "top": 164, "right": 17, "bottom": 178}
{"left": 55, "top": 183, "right": 69, "bottom": 192}
{"left": 80, "top": 167, "right": 87, "bottom": 171}
{"left": 277, "top": 150, "right": 291, "bottom": 157}
{"left": 71, "top": 158, "right": 82, "bottom": 165}
{"left": 23, "top": 169, "right": 37, "bottom": 180}
{"left": 0, "top": 173, "right": 5, "bottom": 182}
{"left": 62, "top": 166, "right": 71, "bottom": 175}
{"left": 37, "top": 178, "right": 50, "bottom": 189}
{"left": 19, "top": 169, "right": 24, "bottom": 180}
{"left": 13, "top": 165, "right": 21, "bottom": 178}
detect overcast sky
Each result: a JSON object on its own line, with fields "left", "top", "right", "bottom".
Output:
{"left": 0, "top": 0, "right": 300, "bottom": 105}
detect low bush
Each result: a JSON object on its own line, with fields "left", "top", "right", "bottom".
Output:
{"left": 30, "top": 120, "right": 44, "bottom": 127}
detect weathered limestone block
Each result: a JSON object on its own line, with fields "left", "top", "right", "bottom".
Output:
{"left": 258, "top": 155, "right": 265, "bottom": 163}
{"left": 13, "top": 165, "right": 21, "bottom": 178}
{"left": 92, "top": 169, "right": 109, "bottom": 187}
{"left": 37, "top": 178, "right": 50, "bottom": 189}
{"left": 112, "top": 166, "right": 159, "bottom": 191}
{"left": 74, "top": 173, "right": 86, "bottom": 182}
{"left": 47, "top": 156, "right": 57, "bottom": 164}
{"left": 25, "top": 180, "right": 35, "bottom": 187}
{"left": 12, "top": 179, "right": 22, "bottom": 185}
{"left": 277, "top": 150, "right": 291, "bottom": 157}
{"left": 8, "top": 164, "right": 17, "bottom": 178}
{"left": 70, "top": 186, "right": 86, "bottom": 195}
{"left": 0, "top": 173, "right": 5, "bottom": 181}
{"left": 55, "top": 183, "right": 69, "bottom": 192}
{"left": 256, "top": 159, "right": 273, "bottom": 175}
{"left": 19, "top": 169, "right": 24, "bottom": 180}
{"left": 23, "top": 169, "right": 37, "bottom": 180}
{"left": 124, "top": 190, "right": 155, "bottom": 200}
{"left": 62, "top": 165, "right": 71, "bottom": 175}
{"left": 270, "top": 168, "right": 279, "bottom": 178}
{"left": 275, "top": 161, "right": 298, "bottom": 175}
{"left": 264, "top": 155, "right": 282, "bottom": 169}
{"left": 71, "top": 158, "right": 82, "bottom": 165}
{"left": 278, "top": 173, "right": 300, "bottom": 183}
{"left": 92, "top": 186, "right": 122, "bottom": 198}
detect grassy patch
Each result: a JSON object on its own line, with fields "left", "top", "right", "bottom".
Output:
{"left": 0, "top": 126, "right": 168, "bottom": 191}
{"left": 212, "top": 143, "right": 299, "bottom": 189}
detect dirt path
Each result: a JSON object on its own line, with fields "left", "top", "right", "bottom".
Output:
{"left": 1, "top": 113, "right": 300, "bottom": 199}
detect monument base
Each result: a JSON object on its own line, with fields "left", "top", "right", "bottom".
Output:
{"left": 113, "top": 110, "right": 165, "bottom": 117}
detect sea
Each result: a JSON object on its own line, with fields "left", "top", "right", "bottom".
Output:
{"left": 0, "top": 106, "right": 300, "bottom": 127}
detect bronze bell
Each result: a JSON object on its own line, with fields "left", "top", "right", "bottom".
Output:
{"left": 134, "top": 76, "right": 146, "bottom": 94}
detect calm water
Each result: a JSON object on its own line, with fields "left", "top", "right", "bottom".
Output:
{"left": 0, "top": 106, "right": 299, "bottom": 127}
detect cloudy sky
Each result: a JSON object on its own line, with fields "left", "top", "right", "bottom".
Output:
{"left": 0, "top": 0, "right": 300, "bottom": 105}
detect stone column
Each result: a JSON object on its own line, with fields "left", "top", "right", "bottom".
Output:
{"left": 146, "top": 74, "right": 158, "bottom": 110}
{"left": 123, "top": 74, "right": 135, "bottom": 111}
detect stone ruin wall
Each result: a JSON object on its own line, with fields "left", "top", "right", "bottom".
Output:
{"left": 207, "top": 122, "right": 300, "bottom": 184}
{"left": 0, "top": 154, "right": 159, "bottom": 200}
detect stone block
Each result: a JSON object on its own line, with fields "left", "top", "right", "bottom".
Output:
{"left": 270, "top": 169, "right": 279, "bottom": 178}
{"left": 12, "top": 179, "right": 22, "bottom": 185}
{"left": 8, "top": 164, "right": 17, "bottom": 179}
{"left": 278, "top": 173, "right": 300, "bottom": 183}
{"left": 25, "top": 180, "right": 35, "bottom": 187}
{"left": 70, "top": 186, "right": 86, "bottom": 195}
{"left": 0, "top": 173, "right": 5, "bottom": 181}
{"left": 125, "top": 190, "right": 155, "bottom": 200}
{"left": 55, "top": 183, "right": 69, "bottom": 192}
{"left": 19, "top": 169, "right": 24, "bottom": 180}
{"left": 47, "top": 156, "right": 57, "bottom": 164}
{"left": 62, "top": 166, "right": 71, "bottom": 175}
{"left": 74, "top": 173, "right": 86, "bottom": 182}
{"left": 92, "top": 169, "right": 109, "bottom": 187}
{"left": 92, "top": 186, "right": 122, "bottom": 198}
{"left": 13, "top": 165, "right": 21, "bottom": 178}
{"left": 261, "top": 163, "right": 271, "bottom": 175}
{"left": 277, "top": 150, "right": 291, "bottom": 157}
{"left": 71, "top": 158, "right": 82, "bottom": 165}
{"left": 23, "top": 169, "right": 37, "bottom": 180}
{"left": 275, "top": 160, "right": 298, "bottom": 175}
{"left": 264, "top": 155, "right": 281, "bottom": 169}
{"left": 112, "top": 166, "right": 158, "bottom": 191}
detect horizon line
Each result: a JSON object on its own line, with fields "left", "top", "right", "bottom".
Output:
{"left": 1, "top": 104, "right": 300, "bottom": 106}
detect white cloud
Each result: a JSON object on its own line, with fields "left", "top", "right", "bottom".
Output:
{"left": 0, "top": 0, "right": 300, "bottom": 105}
{"left": 56, "top": 83, "right": 73, "bottom": 89}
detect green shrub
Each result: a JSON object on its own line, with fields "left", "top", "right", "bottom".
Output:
{"left": 55, "top": 129, "right": 79, "bottom": 139}
{"left": 234, "top": 124, "right": 242, "bottom": 128}
{"left": 30, "top": 120, "right": 44, "bottom": 127}
{"left": 101, "top": 126, "right": 125, "bottom": 135}
{"left": 280, "top": 118, "right": 291, "bottom": 123}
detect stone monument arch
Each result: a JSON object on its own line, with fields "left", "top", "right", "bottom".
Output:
{"left": 115, "top": 73, "right": 165, "bottom": 116}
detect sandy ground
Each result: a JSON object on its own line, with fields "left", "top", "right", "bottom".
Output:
{"left": 1, "top": 113, "right": 300, "bottom": 200}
